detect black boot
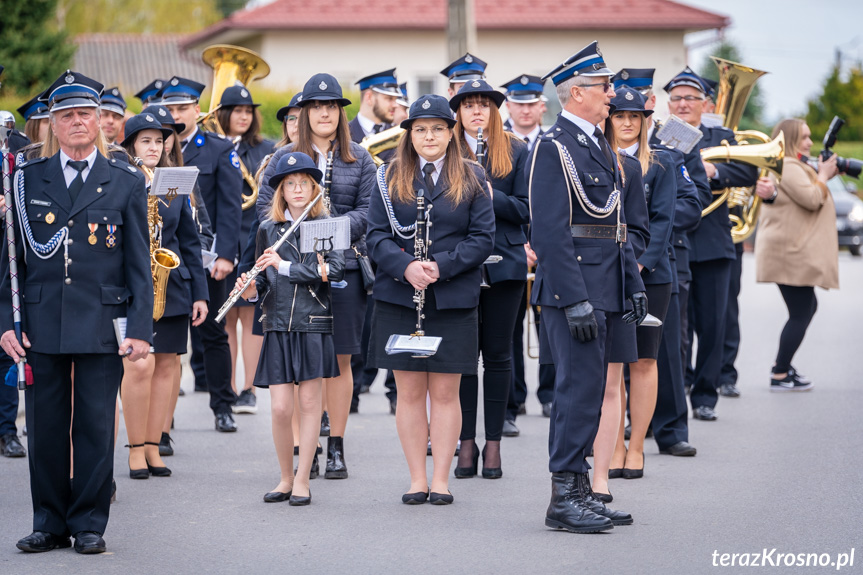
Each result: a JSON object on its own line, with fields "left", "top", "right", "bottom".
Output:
{"left": 545, "top": 472, "right": 613, "bottom": 533}
{"left": 325, "top": 436, "right": 348, "bottom": 479}
{"left": 577, "top": 472, "right": 632, "bottom": 526}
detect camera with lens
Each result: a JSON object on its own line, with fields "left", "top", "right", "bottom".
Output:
{"left": 819, "top": 116, "right": 863, "bottom": 179}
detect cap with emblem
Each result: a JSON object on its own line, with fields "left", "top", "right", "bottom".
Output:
{"left": 38, "top": 70, "right": 104, "bottom": 111}
{"left": 355, "top": 69, "right": 401, "bottom": 98}
{"left": 135, "top": 79, "right": 166, "bottom": 105}
{"left": 663, "top": 66, "right": 706, "bottom": 94}
{"left": 298, "top": 73, "right": 351, "bottom": 107}
{"left": 219, "top": 84, "right": 260, "bottom": 109}
{"left": 501, "top": 74, "right": 547, "bottom": 104}
{"left": 100, "top": 87, "right": 127, "bottom": 117}
{"left": 440, "top": 53, "right": 488, "bottom": 84}
{"left": 276, "top": 92, "right": 303, "bottom": 123}
{"left": 158, "top": 76, "right": 206, "bottom": 105}
{"left": 142, "top": 103, "right": 186, "bottom": 134}
{"left": 543, "top": 41, "right": 614, "bottom": 86}
{"left": 612, "top": 68, "right": 655, "bottom": 93}
{"left": 397, "top": 83, "right": 409, "bottom": 108}
{"left": 449, "top": 79, "right": 506, "bottom": 111}
{"left": 121, "top": 112, "right": 175, "bottom": 147}
{"left": 268, "top": 151, "right": 323, "bottom": 189}
{"left": 400, "top": 94, "right": 455, "bottom": 130}
{"left": 17, "top": 92, "right": 50, "bottom": 121}
{"left": 609, "top": 86, "right": 653, "bottom": 117}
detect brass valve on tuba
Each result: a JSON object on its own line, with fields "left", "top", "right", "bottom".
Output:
{"left": 197, "top": 44, "right": 270, "bottom": 211}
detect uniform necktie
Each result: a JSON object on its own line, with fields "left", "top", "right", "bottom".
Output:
{"left": 594, "top": 127, "right": 614, "bottom": 169}
{"left": 422, "top": 162, "right": 436, "bottom": 195}
{"left": 373, "top": 124, "right": 384, "bottom": 134}
{"left": 67, "top": 160, "right": 88, "bottom": 204}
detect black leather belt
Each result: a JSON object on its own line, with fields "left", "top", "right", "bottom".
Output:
{"left": 570, "top": 224, "right": 627, "bottom": 242}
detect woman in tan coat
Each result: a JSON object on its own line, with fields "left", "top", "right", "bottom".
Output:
{"left": 755, "top": 118, "right": 839, "bottom": 391}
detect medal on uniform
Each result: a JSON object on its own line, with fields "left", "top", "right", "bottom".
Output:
{"left": 88, "top": 223, "right": 98, "bottom": 245}
{"left": 106, "top": 224, "right": 116, "bottom": 248}
{"left": 45, "top": 212, "right": 55, "bottom": 224}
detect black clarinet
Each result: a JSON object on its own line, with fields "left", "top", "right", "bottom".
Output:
{"left": 475, "top": 128, "right": 492, "bottom": 289}
{"left": 412, "top": 189, "right": 428, "bottom": 337}
{"left": 322, "top": 150, "right": 334, "bottom": 213}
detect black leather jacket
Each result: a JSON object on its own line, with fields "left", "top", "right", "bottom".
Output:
{"left": 254, "top": 217, "right": 345, "bottom": 333}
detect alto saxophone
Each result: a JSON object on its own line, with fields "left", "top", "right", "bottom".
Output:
{"left": 135, "top": 158, "right": 181, "bottom": 321}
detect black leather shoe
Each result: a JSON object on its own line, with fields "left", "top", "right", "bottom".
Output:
{"left": 719, "top": 383, "right": 741, "bottom": 397}
{"left": 622, "top": 454, "right": 644, "bottom": 480}
{"left": 577, "top": 473, "right": 632, "bottom": 526}
{"left": 454, "top": 443, "right": 479, "bottom": 478}
{"left": 1, "top": 432, "right": 26, "bottom": 458}
{"left": 289, "top": 491, "right": 311, "bottom": 506}
{"left": 541, "top": 402, "right": 552, "bottom": 418}
{"left": 545, "top": 473, "right": 613, "bottom": 533}
{"left": 16, "top": 531, "right": 71, "bottom": 553}
{"left": 145, "top": 442, "right": 171, "bottom": 476}
{"left": 263, "top": 490, "right": 291, "bottom": 503}
{"left": 126, "top": 443, "right": 149, "bottom": 479}
{"left": 402, "top": 490, "right": 429, "bottom": 505}
{"left": 516, "top": 403, "right": 526, "bottom": 416}
{"left": 215, "top": 412, "right": 237, "bottom": 432}
{"left": 319, "top": 411, "right": 330, "bottom": 437}
{"left": 502, "top": 419, "right": 520, "bottom": 437}
{"left": 608, "top": 468, "right": 623, "bottom": 479}
{"left": 659, "top": 441, "right": 697, "bottom": 457}
{"left": 692, "top": 405, "right": 718, "bottom": 421}
{"left": 159, "top": 432, "right": 174, "bottom": 456}
{"left": 429, "top": 491, "right": 454, "bottom": 505}
{"left": 324, "top": 436, "right": 348, "bottom": 479}
{"left": 593, "top": 490, "right": 613, "bottom": 503}
{"left": 481, "top": 445, "right": 502, "bottom": 479}
{"left": 73, "top": 531, "right": 106, "bottom": 554}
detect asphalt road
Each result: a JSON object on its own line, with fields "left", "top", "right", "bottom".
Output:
{"left": 1, "top": 252, "right": 861, "bottom": 574}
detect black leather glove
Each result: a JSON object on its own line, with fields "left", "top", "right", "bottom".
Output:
{"left": 623, "top": 291, "right": 648, "bottom": 326}
{"left": 564, "top": 300, "right": 598, "bottom": 343}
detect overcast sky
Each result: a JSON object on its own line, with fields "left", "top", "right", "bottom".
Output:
{"left": 680, "top": 0, "right": 862, "bottom": 123}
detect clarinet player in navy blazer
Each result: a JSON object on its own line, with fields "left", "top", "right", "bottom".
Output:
{"left": 366, "top": 94, "right": 494, "bottom": 505}
{"left": 0, "top": 71, "right": 153, "bottom": 554}
{"left": 528, "top": 42, "right": 646, "bottom": 533}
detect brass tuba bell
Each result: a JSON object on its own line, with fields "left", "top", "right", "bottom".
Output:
{"left": 360, "top": 126, "right": 406, "bottom": 167}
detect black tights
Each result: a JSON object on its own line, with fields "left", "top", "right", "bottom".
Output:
{"left": 774, "top": 284, "right": 818, "bottom": 374}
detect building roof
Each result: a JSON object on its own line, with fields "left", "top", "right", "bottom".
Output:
{"left": 183, "top": 0, "right": 729, "bottom": 48}
{"left": 75, "top": 34, "right": 211, "bottom": 99}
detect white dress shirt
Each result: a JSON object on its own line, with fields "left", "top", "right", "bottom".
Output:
{"left": 60, "top": 147, "right": 98, "bottom": 187}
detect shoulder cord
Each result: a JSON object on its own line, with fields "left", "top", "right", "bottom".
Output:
{"left": 376, "top": 164, "right": 416, "bottom": 239}
{"left": 14, "top": 169, "right": 68, "bottom": 261}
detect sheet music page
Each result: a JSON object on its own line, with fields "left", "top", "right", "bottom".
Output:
{"left": 150, "top": 167, "right": 199, "bottom": 197}
{"left": 655, "top": 115, "right": 704, "bottom": 154}
{"left": 299, "top": 216, "right": 351, "bottom": 253}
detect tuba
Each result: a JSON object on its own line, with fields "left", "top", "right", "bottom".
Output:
{"left": 700, "top": 57, "right": 781, "bottom": 243}
{"left": 361, "top": 126, "right": 405, "bottom": 167}
{"left": 135, "top": 159, "right": 181, "bottom": 321}
{"left": 198, "top": 44, "right": 270, "bottom": 210}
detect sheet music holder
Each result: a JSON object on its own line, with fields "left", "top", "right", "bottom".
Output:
{"left": 299, "top": 216, "right": 351, "bottom": 253}
{"left": 640, "top": 313, "right": 663, "bottom": 328}
{"left": 385, "top": 334, "right": 442, "bottom": 357}
{"left": 655, "top": 115, "right": 704, "bottom": 154}
{"left": 150, "top": 166, "right": 199, "bottom": 198}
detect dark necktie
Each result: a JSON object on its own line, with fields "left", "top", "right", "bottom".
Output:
{"left": 594, "top": 127, "right": 615, "bottom": 169}
{"left": 67, "top": 160, "right": 88, "bottom": 204}
{"left": 373, "top": 124, "right": 384, "bottom": 134}
{"left": 422, "top": 162, "right": 436, "bottom": 195}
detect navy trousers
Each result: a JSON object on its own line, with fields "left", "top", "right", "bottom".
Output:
{"left": 687, "top": 259, "right": 732, "bottom": 410}
{"left": 652, "top": 291, "right": 690, "bottom": 449}
{"left": 194, "top": 275, "right": 236, "bottom": 415}
{"left": 719, "top": 245, "right": 744, "bottom": 387}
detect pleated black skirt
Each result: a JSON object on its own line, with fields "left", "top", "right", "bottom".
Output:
{"left": 153, "top": 314, "right": 190, "bottom": 355}
{"left": 331, "top": 269, "right": 367, "bottom": 355}
{"left": 253, "top": 331, "right": 339, "bottom": 387}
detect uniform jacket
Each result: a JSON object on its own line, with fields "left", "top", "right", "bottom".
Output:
{"left": 639, "top": 148, "right": 677, "bottom": 285}
{"left": 183, "top": 130, "right": 243, "bottom": 262}
{"left": 468, "top": 135, "right": 529, "bottom": 284}
{"left": 157, "top": 192, "right": 209, "bottom": 317}
{"left": 366, "top": 161, "right": 495, "bottom": 310}
{"left": 236, "top": 138, "right": 275, "bottom": 264}
{"left": 528, "top": 114, "right": 644, "bottom": 313}
{"left": 254, "top": 217, "right": 345, "bottom": 333}
{"left": 754, "top": 158, "right": 838, "bottom": 290}
{"left": 0, "top": 152, "right": 153, "bottom": 353}
{"left": 258, "top": 141, "right": 376, "bottom": 270}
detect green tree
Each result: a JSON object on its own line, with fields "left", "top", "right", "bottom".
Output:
{"left": 0, "top": 0, "right": 75, "bottom": 95}
{"left": 215, "top": 0, "right": 249, "bottom": 17}
{"left": 806, "top": 66, "right": 863, "bottom": 141}
{"left": 57, "top": 0, "right": 222, "bottom": 35}
{"left": 698, "top": 40, "right": 765, "bottom": 131}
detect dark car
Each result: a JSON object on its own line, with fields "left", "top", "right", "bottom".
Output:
{"left": 828, "top": 177, "right": 863, "bottom": 256}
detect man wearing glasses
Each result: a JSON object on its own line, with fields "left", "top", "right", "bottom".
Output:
{"left": 529, "top": 41, "right": 646, "bottom": 534}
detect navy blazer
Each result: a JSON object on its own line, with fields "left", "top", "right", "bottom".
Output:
{"left": 236, "top": 139, "right": 275, "bottom": 264}
{"left": 528, "top": 115, "right": 644, "bottom": 313}
{"left": 689, "top": 124, "right": 759, "bottom": 262}
{"left": 470, "top": 135, "right": 530, "bottom": 284}
{"left": 0, "top": 153, "right": 153, "bottom": 352}
{"left": 639, "top": 148, "right": 677, "bottom": 285}
{"left": 366, "top": 161, "right": 495, "bottom": 310}
{"left": 183, "top": 130, "right": 243, "bottom": 262}
{"left": 157, "top": 192, "right": 209, "bottom": 318}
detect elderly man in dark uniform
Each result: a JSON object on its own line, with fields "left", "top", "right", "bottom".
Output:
{"left": 1, "top": 70, "right": 152, "bottom": 554}
{"left": 529, "top": 42, "right": 646, "bottom": 533}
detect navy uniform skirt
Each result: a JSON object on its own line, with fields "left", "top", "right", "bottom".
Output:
{"left": 608, "top": 312, "right": 638, "bottom": 364}
{"left": 253, "top": 331, "right": 339, "bottom": 387}
{"left": 331, "top": 269, "right": 367, "bottom": 355}
{"left": 153, "top": 314, "right": 190, "bottom": 355}
{"left": 635, "top": 282, "right": 673, "bottom": 360}
{"left": 369, "top": 297, "right": 478, "bottom": 375}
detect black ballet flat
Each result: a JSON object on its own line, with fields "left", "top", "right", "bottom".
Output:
{"left": 289, "top": 491, "right": 311, "bottom": 506}
{"left": 126, "top": 443, "right": 149, "bottom": 480}
{"left": 144, "top": 442, "right": 171, "bottom": 477}
{"left": 401, "top": 490, "right": 430, "bottom": 505}
{"left": 263, "top": 490, "right": 291, "bottom": 503}
{"left": 429, "top": 491, "right": 454, "bottom": 505}
{"left": 608, "top": 468, "right": 623, "bottom": 479}
{"left": 454, "top": 443, "right": 479, "bottom": 478}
